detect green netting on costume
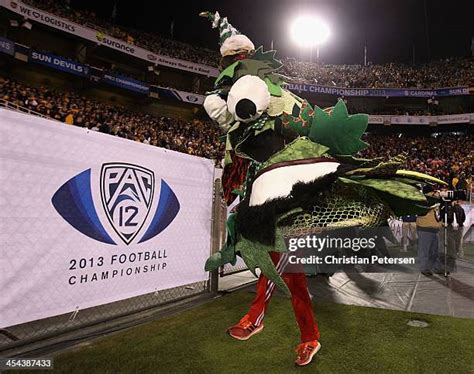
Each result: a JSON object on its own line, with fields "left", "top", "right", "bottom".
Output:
{"left": 279, "top": 184, "right": 390, "bottom": 238}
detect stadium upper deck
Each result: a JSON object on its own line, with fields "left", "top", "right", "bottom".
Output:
{"left": 1, "top": 0, "right": 472, "bottom": 90}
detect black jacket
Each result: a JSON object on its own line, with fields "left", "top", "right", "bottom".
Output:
{"left": 441, "top": 204, "right": 466, "bottom": 226}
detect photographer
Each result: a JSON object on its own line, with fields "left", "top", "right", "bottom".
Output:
{"left": 416, "top": 205, "right": 442, "bottom": 276}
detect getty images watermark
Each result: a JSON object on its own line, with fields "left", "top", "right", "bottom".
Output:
{"left": 283, "top": 228, "right": 418, "bottom": 274}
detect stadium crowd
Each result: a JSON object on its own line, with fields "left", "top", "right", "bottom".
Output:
{"left": 282, "top": 58, "right": 473, "bottom": 89}
{"left": 23, "top": 0, "right": 219, "bottom": 67}
{"left": 23, "top": 0, "right": 473, "bottom": 90}
{"left": 0, "top": 76, "right": 471, "bottom": 185}
{"left": 361, "top": 133, "right": 473, "bottom": 189}
{"left": 0, "top": 76, "right": 224, "bottom": 160}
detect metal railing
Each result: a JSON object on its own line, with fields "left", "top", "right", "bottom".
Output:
{"left": 0, "top": 99, "right": 62, "bottom": 122}
{"left": 0, "top": 280, "right": 210, "bottom": 352}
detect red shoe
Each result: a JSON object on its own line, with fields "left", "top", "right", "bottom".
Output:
{"left": 294, "top": 340, "right": 321, "bottom": 366}
{"left": 226, "top": 314, "right": 264, "bottom": 341}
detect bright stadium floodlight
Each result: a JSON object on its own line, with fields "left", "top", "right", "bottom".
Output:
{"left": 290, "top": 16, "right": 330, "bottom": 46}
{"left": 290, "top": 16, "right": 330, "bottom": 62}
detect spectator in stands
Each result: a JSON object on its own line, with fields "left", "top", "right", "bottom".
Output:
{"left": 65, "top": 111, "right": 74, "bottom": 125}
{"left": 456, "top": 173, "right": 468, "bottom": 191}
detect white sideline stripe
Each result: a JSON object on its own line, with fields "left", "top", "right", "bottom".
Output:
{"left": 255, "top": 255, "right": 289, "bottom": 325}
{"left": 256, "top": 255, "right": 286, "bottom": 326}
{"left": 255, "top": 253, "right": 290, "bottom": 326}
{"left": 263, "top": 253, "right": 289, "bottom": 299}
{"left": 249, "top": 162, "right": 340, "bottom": 207}
{"left": 264, "top": 253, "right": 287, "bottom": 298}
{"left": 262, "top": 255, "right": 289, "bottom": 303}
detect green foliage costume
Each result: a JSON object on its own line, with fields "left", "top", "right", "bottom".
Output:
{"left": 200, "top": 11, "right": 446, "bottom": 295}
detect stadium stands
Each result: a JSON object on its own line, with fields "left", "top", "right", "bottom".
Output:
{"left": 0, "top": 75, "right": 224, "bottom": 161}
{"left": 1, "top": 74, "right": 471, "bottom": 186}
{"left": 22, "top": 0, "right": 220, "bottom": 67}
{"left": 361, "top": 133, "right": 473, "bottom": 187}
{"left": 21, "top": 0, "right": 474, "bottom": 89}
{"left": 0, "top": 0, "right": 471, "bottom": 186}
{"left": 282, "top": 58, "right": 473, "bottom": 89}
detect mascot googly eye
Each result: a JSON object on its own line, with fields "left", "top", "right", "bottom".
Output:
{"left": 227, "top": 75, "right": 270, "bottom": 123}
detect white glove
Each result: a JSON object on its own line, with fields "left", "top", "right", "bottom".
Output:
{"left": 203, "top": 94, "right": 234, "bottom": 131}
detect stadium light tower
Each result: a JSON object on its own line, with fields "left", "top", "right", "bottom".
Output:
{"left": 290, "top": 16, "right": 330, "bottom": 63}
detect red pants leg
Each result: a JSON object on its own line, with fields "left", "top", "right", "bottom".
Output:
{"left": 283, "top": 271, "right": 320, "bottom": 342}
{"left": 247, "top": 252, "right": 288, "bottom": 326}
{"left": 247, "top": 252, "right": 320, "bottom": 342}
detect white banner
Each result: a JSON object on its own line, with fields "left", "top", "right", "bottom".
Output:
{"left": 368, "top": 113, "right": 474, "bottom": 125}
{"left": 390, "top": 115, "right": 432, "bottom": 125}
{"left": 150, "top": 85, "right": 205, "bottom": 105}
{"left": 437, "top": 114, "right": 471, "bottom": 124}
{"left": 173, "top": 90, "right": 205, "bottom": 105}
{"left": 0, "top": 109, "right": 214, "bottom": 328}
{"left": 368, "top": 115, "right": 384, "bottom": 124}
{"left": 0, "top": 0, "right": 219, "bottom": 77}
{"left": 462, "top": 204, "right": 474, "bottom": 243}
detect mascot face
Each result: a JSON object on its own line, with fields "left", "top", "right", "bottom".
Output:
{"left": 204, "top": 74, "right": 272, "bottom": 128}
{"left": 226, "top": 75, "right": 270, "bottom": 123}
{"left": 203, "top": 47, "right": 296, "bottom": 132}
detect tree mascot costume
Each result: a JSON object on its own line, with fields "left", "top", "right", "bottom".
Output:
{"left": 200, "top": 11, "right": 446, "bottom": 366}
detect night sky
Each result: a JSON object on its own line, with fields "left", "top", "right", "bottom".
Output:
{"left": 72, "top": 0, "right": 473, "bottom": 64}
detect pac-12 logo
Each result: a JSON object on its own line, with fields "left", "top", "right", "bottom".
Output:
{"left": 51, "top": 163, "right": 180, "bottom": 245}
{"left": 100, "top": 163, "right": 155, "bottom": 244}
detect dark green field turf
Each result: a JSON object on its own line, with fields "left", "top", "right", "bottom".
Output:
{"left": 19, "top": 290, "right": 474, "bottom": 374}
